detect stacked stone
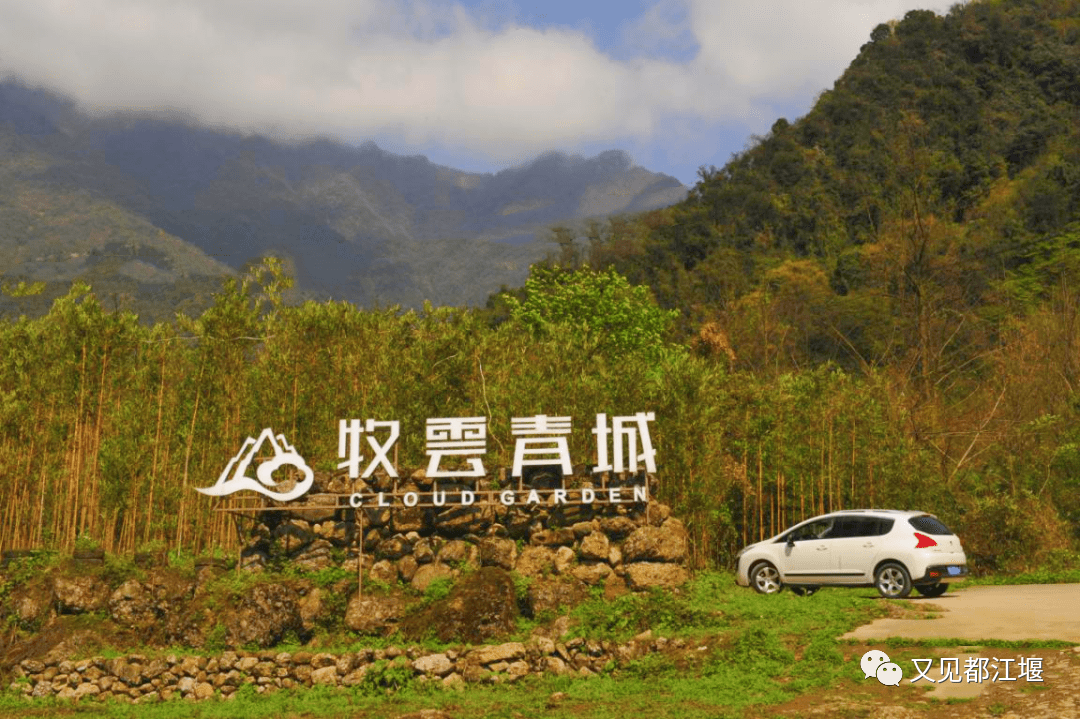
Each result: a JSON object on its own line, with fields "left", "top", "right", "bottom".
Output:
{"left": 243, "top": 469, "right": 688, "bottom": 595}
{"left": 10, "top": 634, "right": 687, "bottom": 702}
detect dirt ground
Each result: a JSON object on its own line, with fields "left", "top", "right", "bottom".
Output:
{"left": 758, "top": 584, "right": 1080, "bottom": 718}
{"left": 842, "top": 584, "right": 1080, "bottom": 644}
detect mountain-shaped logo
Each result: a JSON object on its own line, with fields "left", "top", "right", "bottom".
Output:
{"left": 197, "top": 428, "right": 314, "bottom": 501}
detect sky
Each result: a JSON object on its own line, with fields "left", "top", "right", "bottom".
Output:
{"left": 0, "top": 0, "right": 957, "bottom": 187}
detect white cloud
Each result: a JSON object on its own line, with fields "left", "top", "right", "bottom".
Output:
{"left": 0, "top": 0, "right": 957, "bottom": 164}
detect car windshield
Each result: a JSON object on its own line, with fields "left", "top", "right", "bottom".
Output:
{"left": 909, "top": 515, "right": 953, "bottom": 535}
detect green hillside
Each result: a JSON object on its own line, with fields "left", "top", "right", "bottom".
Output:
{"left": 520, "top": 0, "right": 1080, "bottom": 556}
{"left": 589, "top": 1, "right": 1080, "bottom": 360}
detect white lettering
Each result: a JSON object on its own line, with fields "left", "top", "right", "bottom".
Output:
{"left": 609, "top": 487, "right": 622, "bottom": 503}
{"left": 378, "top": 492, "right": 390, "bottom": 507}
{"left": 349, "top": 493, "right": 363, "bottom": 508}
{"left": 633, "top": 485, "right": 648, "bottom": 503}
{"left": 526, "top": 489, "right": 541, "bottom": 504}
{"left": 433, "top": 490, "right": 447, "bottom": 507}
{"left": 403, "top": 492, "right": 418, "bottom": 507}
{"left": 500, "top": 490, "right": 515, "bottom": 506}
{"left": 553, "top": 488, "right": 567, "bottom": 504}
{"left": 461, "top": 490, "right": 475, "bottom": 506}
{"left": 582, "top": 488, "right": 595, "bottom": 504}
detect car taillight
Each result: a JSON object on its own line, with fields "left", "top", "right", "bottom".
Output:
{"left": 914, "top": 532, "right": 937, "bottom": 549}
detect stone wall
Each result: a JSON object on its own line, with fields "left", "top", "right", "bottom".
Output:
{"left": 241, "top": 468, "right": 690, "bottom": 594}
{"left": 10, "top": 632, "right": 685, "bottom": 703}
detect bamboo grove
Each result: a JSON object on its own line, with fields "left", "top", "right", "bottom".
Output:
{"left": 0, "top": 259, "right": 1074, "bottom": 570}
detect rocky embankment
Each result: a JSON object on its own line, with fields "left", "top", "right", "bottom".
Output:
{"left": 10, "top": 630, "right": 688, "bottom": 703}
{"left": 0, "top": 469, "right": 693, "bottom": 703}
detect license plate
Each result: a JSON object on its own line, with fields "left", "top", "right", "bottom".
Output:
{"left": 947, "top": 566, "right": 962, "bottom": 575}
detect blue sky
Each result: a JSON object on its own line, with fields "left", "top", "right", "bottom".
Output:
{"left": 1, "top": 0, "right": 955, "bottom": 187}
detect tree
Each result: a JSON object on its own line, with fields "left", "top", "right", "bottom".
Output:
{"left": 504, "top": 266, "right": 679, "bottom": 361}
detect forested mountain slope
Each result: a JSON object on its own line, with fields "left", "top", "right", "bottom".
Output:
{"left": 0, "top": 81, "right": 686, "bottom": 318}
{"left": 543, "top": 0, "right": 1080, "bottom": 549}
{"left": 587, "top": 0, "right": 1080, "bottom": 376}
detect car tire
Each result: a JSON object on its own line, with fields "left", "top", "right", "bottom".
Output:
{"left": 915, "top": 582, "right": 948, "bottom": 598}
{"left": 790, "top": 585, "right": 819, "bottom": 596}
{"left": 875, "top": 562, "right": 913, "bottom": 599}
{"left": 750, "top": 561, "right": 783, "bottom": 594}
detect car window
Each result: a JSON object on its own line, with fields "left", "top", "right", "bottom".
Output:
{"left": 909, "top": 515, "right": 952, "bottom": 535}
{"left": 828, "top": 517, "right": 881, "bottom": 538}
{"left": 874, "top": 519, "right": 895, "bottom": 535}
{"left": 788, "top": 519, "right": 833, "bottom": 541}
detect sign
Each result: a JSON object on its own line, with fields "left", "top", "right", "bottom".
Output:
{"left": 196, "top": 412, "right": 656, "bottom": 504}
{"left": 196, "top": 428, "right": 314, "bottom": 501}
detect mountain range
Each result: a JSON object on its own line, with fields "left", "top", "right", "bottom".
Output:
{"left": 0, "top": 80, "right": 686, "bottom": 317}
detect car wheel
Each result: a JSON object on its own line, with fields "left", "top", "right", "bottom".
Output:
{"left": 875, "top": 562, "right": 912, "bottom": 599}
{"left": 915, "top": 582, "right": 948, "bottom": 598}
{"left": 750, "top": 561, "right": 783, "bottom": 594}
{"left": 791, "top": 585, "right": 819, "bottom": 596}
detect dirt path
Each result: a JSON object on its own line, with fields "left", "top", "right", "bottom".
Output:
{"left": 758, "top": 585, "right": 1080, "bottom": 718}
{"left": 841, "top": 584, "right": 1080, "bottom": 643}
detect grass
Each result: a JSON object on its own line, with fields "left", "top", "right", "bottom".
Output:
{"left": 0, "top": 572, "right": 897, "bottom": 719}
{"left": 2, "top": 570, "right": 1075, "bottom": 718}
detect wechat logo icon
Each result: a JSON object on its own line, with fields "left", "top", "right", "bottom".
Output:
{"left": 861, "top": 649, "right": 904, "bottom": 686}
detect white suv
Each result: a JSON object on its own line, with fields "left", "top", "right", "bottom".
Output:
{"left": 735, "top": 510, "right": 968, "bottom": 598}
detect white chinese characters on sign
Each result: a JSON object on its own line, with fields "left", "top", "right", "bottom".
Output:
{"left": 511, "top": 415, "right": 573, "bottom": 477}
{"left": 336, "top": 413, "right": 654, "bottom": 478}
{"left": 425, "top": 417, "right": 488, "bottom": 477}
{"left": 337, "top": 419, "right": 400, "bottom": 479}
{"left": 593, "top": 412, "right": 656, "bottom": 473}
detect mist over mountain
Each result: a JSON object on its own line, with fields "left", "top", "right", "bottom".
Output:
{"left": 0, "top": 80, "right": 686, "bottom": 316}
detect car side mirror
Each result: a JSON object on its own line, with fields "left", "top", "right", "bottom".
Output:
{"left": 786, "top": 537, "right": 795, "bottom": 547}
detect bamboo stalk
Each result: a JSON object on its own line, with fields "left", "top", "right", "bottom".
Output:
{"left": 145, "top": 350, "right": 167, "bottom": 545}
{"left": 86, "top": 344, "right": 110, "bottom": 539}
{"left": 850, "top": 426, "right": 856, "bottom": 507}
{"left": 68, "top": 343, "right": 90, "bottom": 549}
{"left": 177, "top": 387, "right": 202, "bottom": 551}
{"left": 36, "top": 399, "right": 55, "bottom": 548}
{"left": 757, "top": 443, "right": 763, "bottom": 542}
{"left": 828, "top": 414, "right": 834, "bottom": 512}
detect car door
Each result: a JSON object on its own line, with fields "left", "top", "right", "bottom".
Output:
{"left": 777, "top": 518, "right": 836, "bottom": 583}
{"left": 829, "top": 517, "right": 890, "bottom": 583}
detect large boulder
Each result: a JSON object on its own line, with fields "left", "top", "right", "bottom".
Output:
{"left": 391, "top": 507, "right": 428, "bottom": 533}
{"left": 273, "top": 520, "right": 314, "bottom": 554}
{"left": 578, "top": 531, "right": 610, "bottom": 561}
{"left": 570, "top": 562, "right": 612, "bottom": 586}
{"left": 437, "top": 539, "right": 472, "bottom": 566}
{"left": 345, "top": 593, "right": 407, "bottom": 635}
{"left": 410, "top": 562, "right": 454, "bottom": 593}
{"left": 376, "top": 535, "right": 413, "bottom": 561}
{"left": 402, "top": 567, "right": 518, "bottom": 643}
{"left": 621, "top": 519, "right": 688, "bottom": 563}
{"left": 624, "top": 562, "right": 689, "bottom": 590}
{"left": 289, "top": 493, "right": 340, "bottom": 523}
{"left": 6, "top": 582, "right": 53, "bottom": 629}
{"left": 479, "top": 537, "right": 517, "bottom": 570}
{"left": 526, "top": 577, "right": 588, "bottom": 616}
{"left": 227, "top": 583, "right": 307, "bottom": 648}
{"left": 600, "top": 516, "right": 639, "bottom": 538}
{"left": 52, "top": 576, "right": 109, "bottom": 614}
{"left": 293, "top": 539, "right": 335, "bottom": 572}
{"left": 514, "top": 546, "right": 555, "bottom": 578}
{"left": 109, "top": 580, "right": 158, "bottom": 628}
